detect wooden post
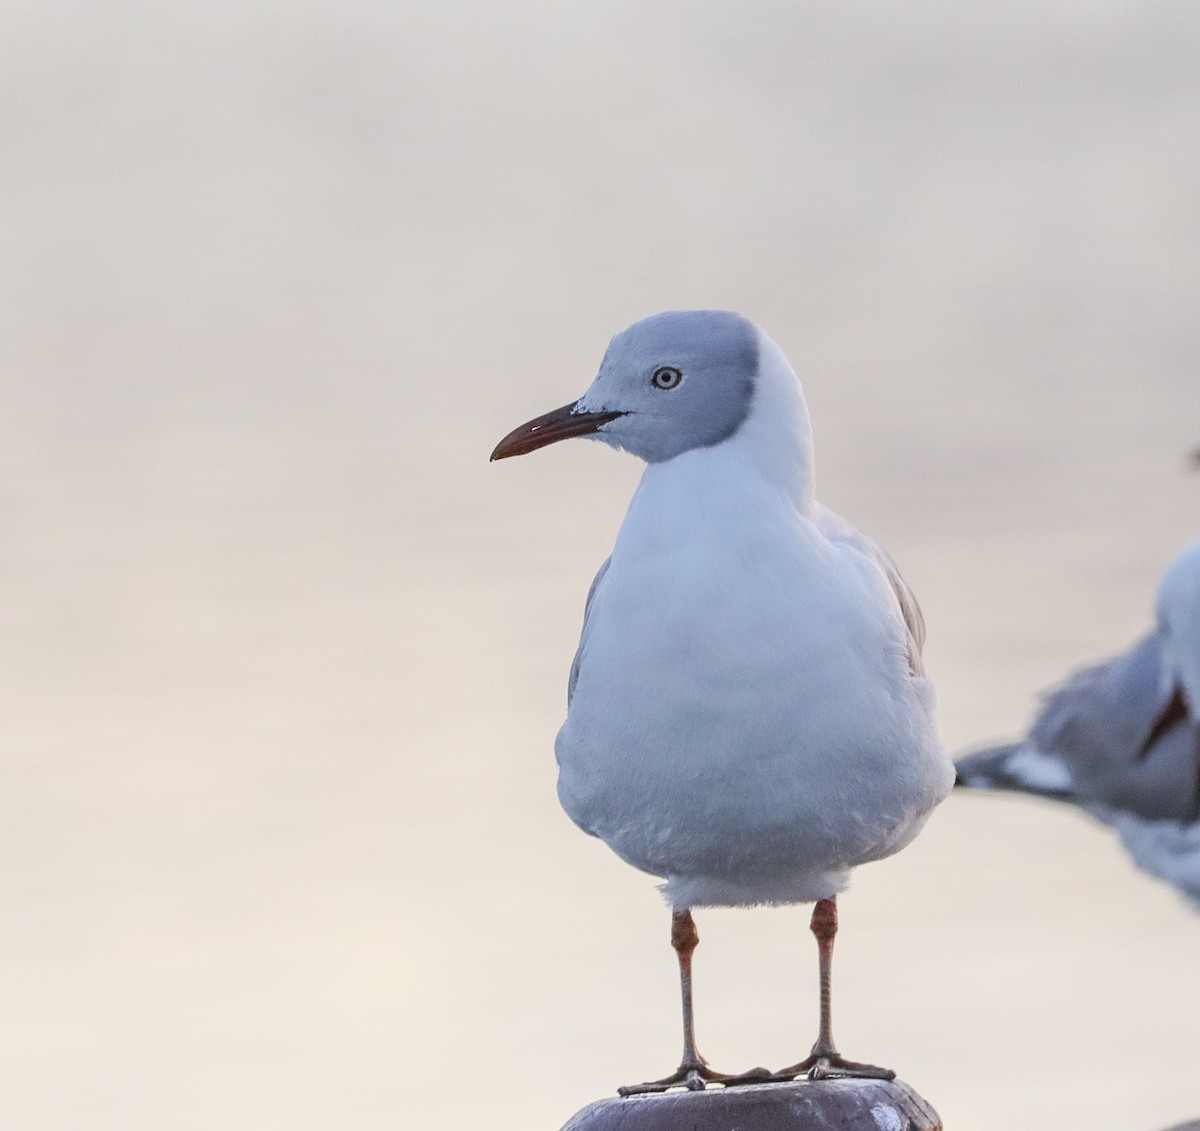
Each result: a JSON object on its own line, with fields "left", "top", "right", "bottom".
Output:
{"left": 559, "top": 1077, "right": 941, "bottom": 1130}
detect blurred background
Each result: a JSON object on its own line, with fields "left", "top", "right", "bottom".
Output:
{"left": 2, "top": 2, "right": 1198, "bottom": 1128}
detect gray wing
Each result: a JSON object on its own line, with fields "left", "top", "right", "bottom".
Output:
{"left": 1030, "top": 632, "right": 1199, "bottom": 819}
{"left": 567, "top": 555, "right": 611, "bottom": 707}
{"left": 814, "top": 504, "right": 926, "bottom": 677}
{"left": 958, "top": 632, "right": 1200, "bottom": 821}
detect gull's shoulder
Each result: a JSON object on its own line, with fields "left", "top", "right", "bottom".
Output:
{"left": 813, "top": 503, "right": 926, "bottom": 676}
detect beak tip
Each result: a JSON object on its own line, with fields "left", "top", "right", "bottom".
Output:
{"left": 490, "top": 405, "right": 623, "bottom": 463}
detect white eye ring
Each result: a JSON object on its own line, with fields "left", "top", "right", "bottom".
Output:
{"left": 651, "top": 366, "right": 683, "bottom": 390}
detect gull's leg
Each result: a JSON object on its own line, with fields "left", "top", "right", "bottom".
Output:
{"left": 618, "top": 909, "right": 770, "bottom": 1096}
{"left": 672, "top": 907, "right": 705, "bottom": 1076}
{"left": 771, "top": 897, "right": 895, "bottom": 1082}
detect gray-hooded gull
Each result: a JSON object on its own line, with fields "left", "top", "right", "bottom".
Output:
{"left": 957, "top": 539, "right": 1200, "bottom": 910}
{"left": 491, "top": 310, "right": 954, "bottom": 1093}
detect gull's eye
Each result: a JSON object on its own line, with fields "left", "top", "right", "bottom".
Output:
{"left": 650, "top": 366, "right": 683, "bottom": 390}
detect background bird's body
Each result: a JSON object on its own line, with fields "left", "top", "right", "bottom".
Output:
{"left": 957, "top": 539, "right": 1200, "bottom": 908}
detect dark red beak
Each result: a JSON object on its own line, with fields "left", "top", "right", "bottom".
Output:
{"left": 490, "top": 402, "right": 625, "bottom": 461}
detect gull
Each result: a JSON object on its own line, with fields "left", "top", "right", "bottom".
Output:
{"left": 491, "top": 310, "right": 954, "bottom": 1093}
{"left": 956, "top": 539, "right": 1200, "bottom": 909}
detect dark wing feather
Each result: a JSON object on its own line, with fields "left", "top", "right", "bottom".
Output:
{"left": 567, "top": 556, "right": 611, "bottom": 707}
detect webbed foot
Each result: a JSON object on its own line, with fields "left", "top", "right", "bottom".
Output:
{"left": 618, "top": 1060, "right": 772, "bottom": 1096}
{"left": 771, "top": 1050, "right": 895, "bottom": 1082}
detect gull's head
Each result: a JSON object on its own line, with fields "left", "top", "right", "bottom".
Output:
{"left": 490, "top": 310, "right": 760, "bottom": 463}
